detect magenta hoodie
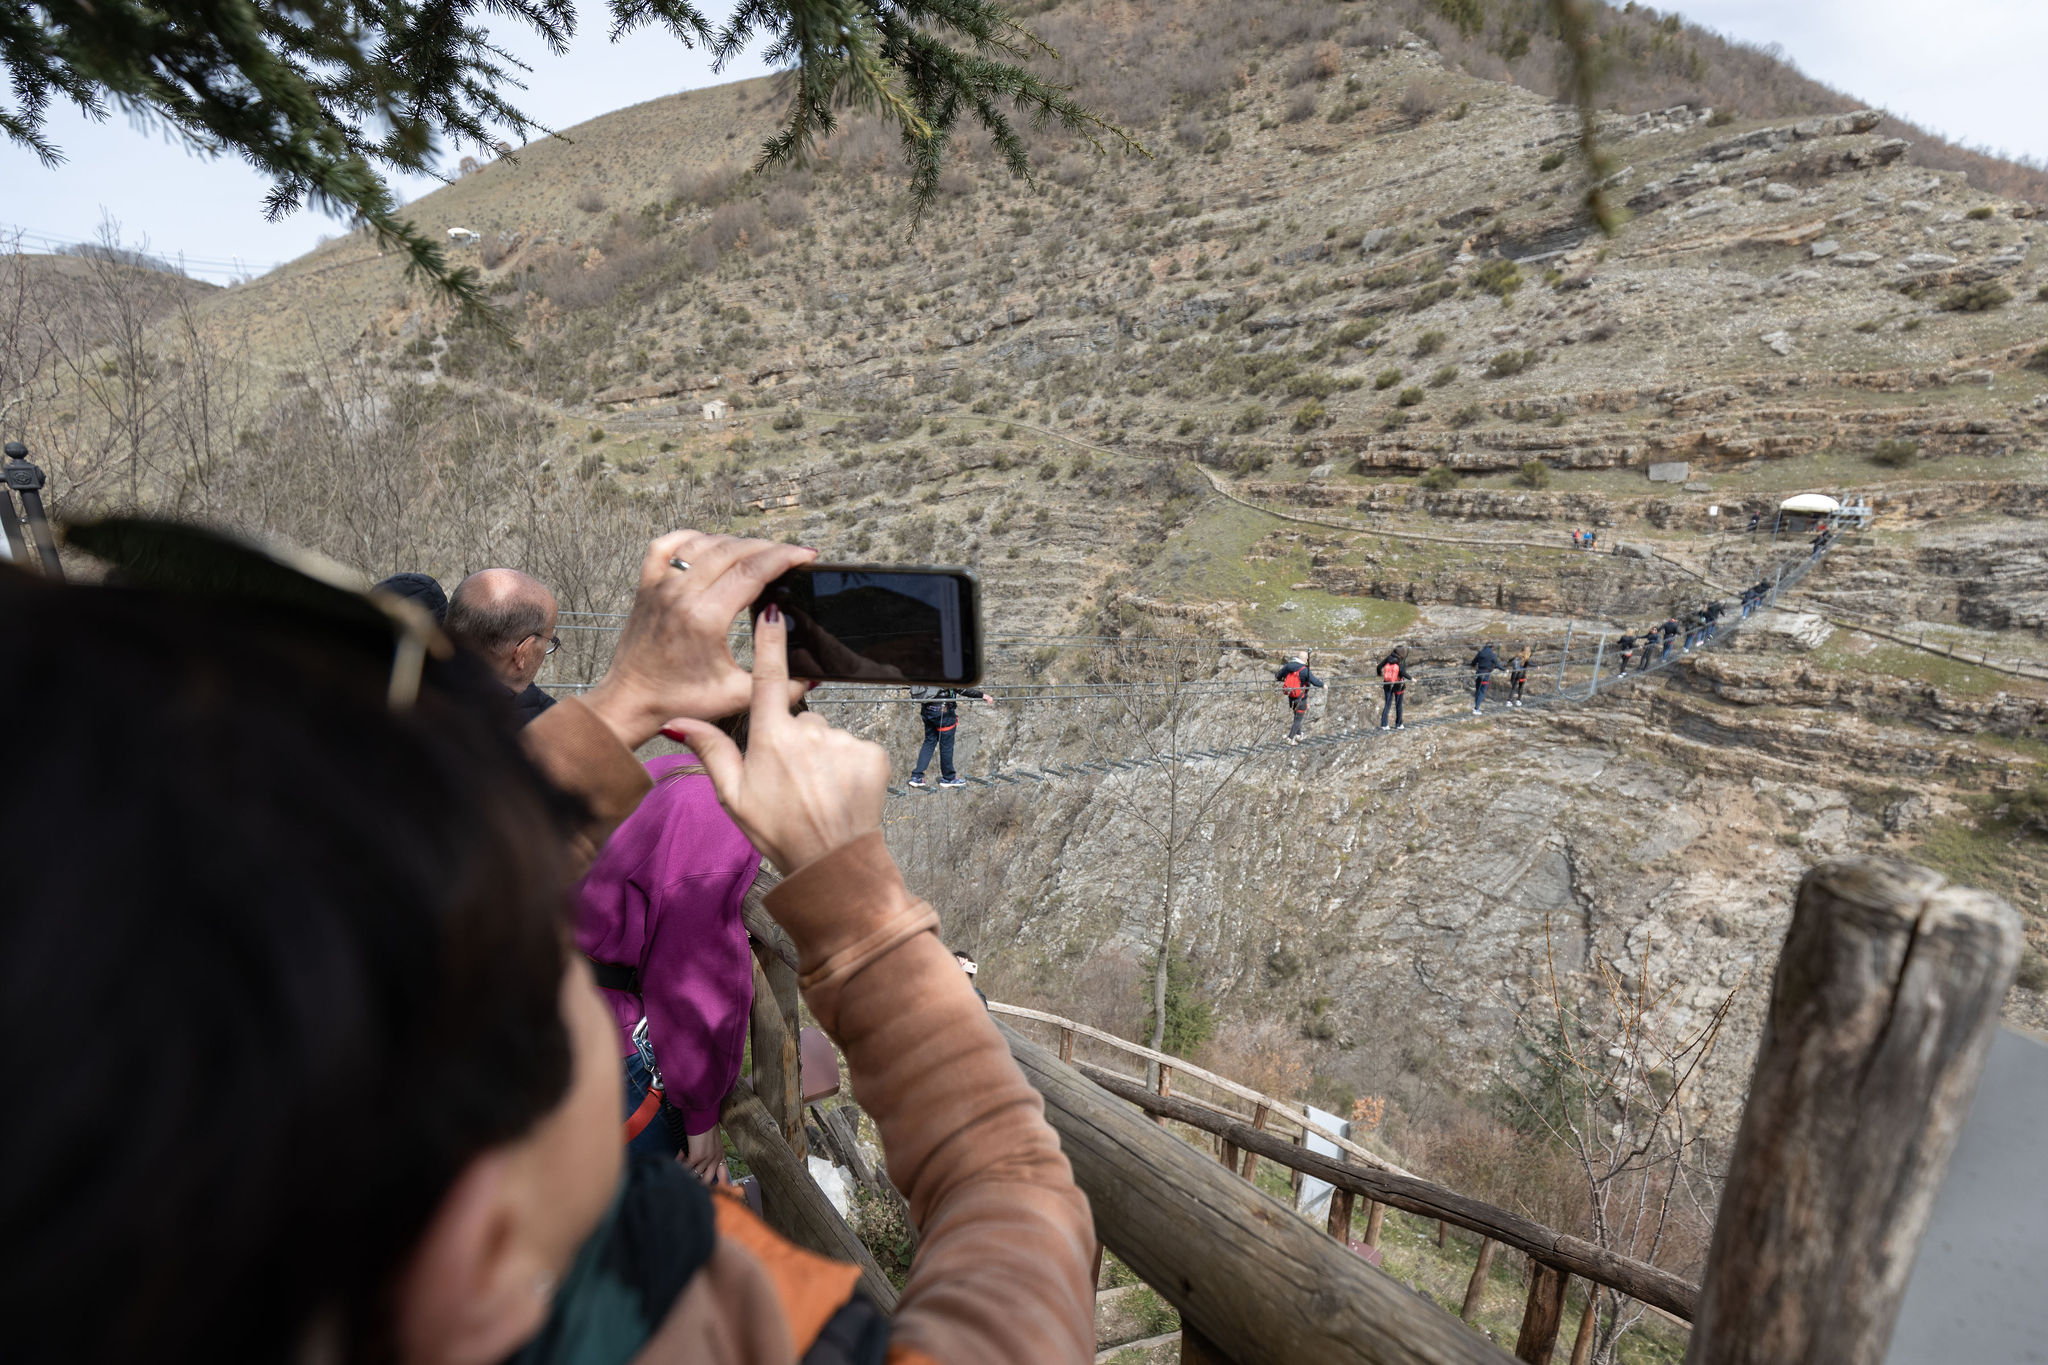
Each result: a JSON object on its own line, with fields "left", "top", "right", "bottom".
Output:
{"left": 574, "top": 754, "right": 761, "bottom": 1135}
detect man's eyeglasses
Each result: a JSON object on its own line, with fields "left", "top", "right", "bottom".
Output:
{"left": 526, "top": 633, "right": 561, "bottom": 655}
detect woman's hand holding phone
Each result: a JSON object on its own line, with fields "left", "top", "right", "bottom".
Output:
{"left": 583, "top": 531, "right": 815, "bottom": 751}
{"left": 669, "top": 606, "right": 890, "bottom": 877}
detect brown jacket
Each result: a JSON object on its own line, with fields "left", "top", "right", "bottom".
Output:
{"left": 525, "top": 700, "right": 1097, "bottom": 1365}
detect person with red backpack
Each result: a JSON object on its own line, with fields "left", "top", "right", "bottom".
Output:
{"left": 1376, "top": 646, "right": 1410, "bottom": 730}
{"left": 1276, "top": 655, "right": 1325, "bottom": 744}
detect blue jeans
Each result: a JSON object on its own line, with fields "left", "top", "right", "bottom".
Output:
{"left": 914, "top": 719, "right": 955, "bottom": 779}
{"left": 623, "top": 1051, "right": 681, "bottom": 1160}
{"left": 1379, "top": 687, "right": 1403, "bottom": 726}
{"left": 1473, "top": 677, "right": 1489, "bottom": 709}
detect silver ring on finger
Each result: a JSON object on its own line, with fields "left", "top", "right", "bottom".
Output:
{"left": 669, "top": 557, "right": 690, "bottom": 572}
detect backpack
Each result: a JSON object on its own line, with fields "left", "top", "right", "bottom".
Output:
{"left": 1281, "top": 668, "right": 1306, "bottom": 700}
{"left": 1380, "top": 661, "right": 1401, "bottom": 684}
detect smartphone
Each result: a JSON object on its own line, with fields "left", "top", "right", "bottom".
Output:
{"left": 752, "top": 564, "right": 983, "bottom": 685}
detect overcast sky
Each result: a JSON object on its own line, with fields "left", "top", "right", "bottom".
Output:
{"left": 5, "top": 1, "right": 2044, "bottom": 280}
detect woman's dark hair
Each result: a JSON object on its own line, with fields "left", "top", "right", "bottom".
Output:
{"left": 0, "top": 568, "right": 582, "bottom": 1363}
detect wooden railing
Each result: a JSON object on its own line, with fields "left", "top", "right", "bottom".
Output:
{"left": 722, "top": 857, "right": 2019, "bottom": 1365}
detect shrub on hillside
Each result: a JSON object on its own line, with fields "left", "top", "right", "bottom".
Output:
{"left": 1373, "top": 367, "right": 1404, "bottom": 390}
{"left": 1428, "top": 364, "right": 1458, "bottom": 387}
{"left": 1538, "top": 148, "right": 1568, "bottom": 172}
{"left": 771, "top": 408, "right": 804, "bottom": 431}
{"left": 1450, "top": 402, "right": 1485, "bottom": 428}
{"left": 1286, "top": 370, "right": 1336, "bottom": 399}
{"left": 1472, "top": 258, "right": 1522, "bottom": 299}
{"left": 1486, "top": 348, "right": 1537, "bottom": 378}
{"left": 1292, "top": 400, "right": 1329, "bottom": 431}
{"left": 1939, "top": 281, "right": 2011, "bottom": 312}
{"left": 1232, "top": 403, "right": 1268, "bottom": 432}
{"left": 764, "top": 190, "right": 808, "bottom": 229}
{"left": 1414, "top": 328, "right": 1447, "bottom": 356}
{"left": 1395, "top": 386, "right": 1425, "bottom": 407}
{"left": 1174, "top": 116, "right": 1206, "bottom": 149}
{"left": 1419, "top": 465, "right": 1461, "bottom": 490}
{"left": 1869, "top": 439, "right": 1920, "bottom": 468}
{"left": 1283, "top": 90, "right": 1318, "bottom": 124}
{"left": 1333, "top": 319, "right": 1380, "bottom": 348}
{"left": 574, "top": 187, "right": 605, "bottom": 213}
{"left": 1516, "top": 459, "right": 1551, "bottom": 488}
{"left": 1399, "top": 81, "right": 1439, "bottom": 122}
{"left": 676, "top": 162, "right": 742, "bottom": 208}
{"left": 1203, "top": 128, "right": 1234, "bottom": 155}
{"left": 1966, "top": 205, "right": 1995, "bottom": 220}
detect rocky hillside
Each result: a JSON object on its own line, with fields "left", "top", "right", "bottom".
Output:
{"left": 28, "top": 0, "right": 2047, "bottom": 1171}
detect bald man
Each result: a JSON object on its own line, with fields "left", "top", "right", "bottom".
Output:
{"left": 444, "top": 568, "right": 560, "bottom": 724}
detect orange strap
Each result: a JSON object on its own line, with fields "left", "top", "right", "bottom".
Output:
{"left": 623, "top": 1084, "right": 663, "bottom": 1143}
{"left": 711, "top": 1188, "right": 863, "bottom": 1351}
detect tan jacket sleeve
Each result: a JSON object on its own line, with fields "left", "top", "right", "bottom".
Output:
{"left": 765, "top": 833, "right": 1096, "bottom": 1365}
{"left": 520, "top": 697, "right": 653, "bottom": 876}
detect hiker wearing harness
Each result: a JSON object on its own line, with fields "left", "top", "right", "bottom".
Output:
{"left": 1470, "top": 642, "right": 1502, "bottom": 714}
{"left": 909, "top": 685, "right": 996, "bottom": 789}
{"left": 1276, "top": 656, "right": 1325, "bottom": 744}
{"left": 1508, "top": 647, "right": 1531, "bottom": 704}
{"left": 577, "top": 745, "right": 762, "bottom": 1178}
{"left": 1377, "top": 646, "right": 1410, "bottom": 730}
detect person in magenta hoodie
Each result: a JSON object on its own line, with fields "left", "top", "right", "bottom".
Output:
{"left": 576, "top": 749, "right": 762, "bottom": 1179}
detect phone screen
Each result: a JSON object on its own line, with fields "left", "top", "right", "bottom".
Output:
{"left": 753, "top": 564, "right": 982, "bottom": 685}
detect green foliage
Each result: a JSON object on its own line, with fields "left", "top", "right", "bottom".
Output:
{"left": 1395, "top": 385, "right": 1425, "bottom": 407}
{"left": 1176, "top": 415, "right": 1198, "bottom": 435}
{"left": 586, "top": 426, "right": 607, "bottom": 443}
{"left": 1427, "top": 363, "right": 1458, "bottom": 388}
{"left": 1472, "top": 258, "right": 1523, "bottom": 299}
{"left": 1966, "top": 205, "right": 1995, "bottom": 221}
{"left": 1374, "top": 367, "right": 1405, "bottom": 390}
{"left": 1292, "top": 400, "right": 1328, "bottom": 431}
{"left": 1409, "top": 279, "right": 1458, "bottom": 312}
{"left": 1418, "top": 464, "right": 1461, "bottom": 490}
{"left": 1448, "top": 100, "right": 1470, "bottom": 120}
{"left": 1413, "top": 329, "right": 1448, "bottom": 357}
{"left": 1538, "top": 149, "right": 1568, "bottom": 172}
{"left": 1450, "top": 402, "right": 1485, "bottom": 428}
{"left": 1869, "top": 439, "right": 1919, "bottom": 468}
{"left": 1939, "top": 281, "right": 2011, "bottom": 312}
{"left": 1427, "top": 0, "right": 1485, "bottom": 39}
{"left": 1147, "top": 950, "right": 1214, "bottom": 1056}
{"left": 770, "top": 408, "right": 804, "bottom": 431}
{"left": 1334, "top": 318, "right": 1382, "bottom": 346}
{"left": 1486, "top": 348, "right": 1537, "bottom": 378}
{"left": 1285, "top": 370, "right": 1336, "bottom": 400}
{"left": 1232, "top": 403, "right": 1268, "bottom": 433}
{"left": 1515, "top": 459, "right": 1551, "bottom": 488}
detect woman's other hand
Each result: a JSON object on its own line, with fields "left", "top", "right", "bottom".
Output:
{"left": 670, "top": 606, "right": 889, "bottom": 876}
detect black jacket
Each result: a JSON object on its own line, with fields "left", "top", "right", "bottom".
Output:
{"left": 1275, "top": 664, "right": 1325, "bottom": 702}
{"left": 1470, "top": 646, "right": 1502, "bottom": 675}
{"left": 1661, "top": 619, "right": 1680, "bottom": 640}
{"left": 511, "top": 682, "right": 556, "bottom": 725}
{"left": 911, "top": 686, "right": 983, "bottom": 724}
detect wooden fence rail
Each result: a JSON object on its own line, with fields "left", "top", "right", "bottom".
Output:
{"left": 728, "top": 857, "right": 2016, "bottom": 1365}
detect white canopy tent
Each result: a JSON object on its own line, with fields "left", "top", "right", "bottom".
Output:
{"left": 1779, "top": 493, "right": 1842, "bottom": 515}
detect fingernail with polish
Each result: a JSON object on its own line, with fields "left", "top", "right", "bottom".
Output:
{"left": 763, "top": 604, "right": 781, "bottom": 624}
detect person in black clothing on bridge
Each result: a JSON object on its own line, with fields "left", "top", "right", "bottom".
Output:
{"left": 1470, "top": 642, "right": 1502, "bottom": 714}
{"left": 908, "top": 685, "right": 996, "bottom": 788}
{"left": 1277, "top": 657, "right": 1326, "bottom": 744}
{"left": 1377, "top": 646, "right": 1410, "bottom": 731}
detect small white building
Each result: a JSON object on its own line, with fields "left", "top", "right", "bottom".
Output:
{"left": 701, "top": 399, "right": 729, "bottom": 422}
{"left": 446, "top": 227, "right": 479, "bottom": 246}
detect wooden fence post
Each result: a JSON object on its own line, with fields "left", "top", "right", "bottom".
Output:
{"left": 1462, "top": 1239, "right": 1498, "bottom": 1322}
{"left": 1514, "top": 1264, "right": 1569, "bottom": 1365}
{"left": 1059, "top": 1026, "right": 1076, "bottom": 1063}
{"left": 748, "top": 949, "right": 806, "bottom": 1158}
{"left": 1363, "top": 1201, "right": 1386, "bottom": 1250}
{"left": 1240, "top": 1103, "right": 1271, "bottom": 1184}
{"left": 1567, "top": 1295, "right": 1597, "bottom": 1365}
{"left": 1326, "top": 1188, "right": 1355, "bottom": 1244}
{"left": 1685, "top": 859, "right": 2020, "bottom": 1365}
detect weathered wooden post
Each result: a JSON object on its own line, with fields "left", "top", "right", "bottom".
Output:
{"left": 1685, "top": 859, "right": 2020, "bottom": 1365}
{"left": 1363, "top": 1201, "right": 1386, "bottom": 1250}
{"left": 1567, "top": 1296, "right": 1596, "bottom": 1365}
{"left": 1514, "top": 1265, "right": 1569, "bottom": 1365}
{"left": 748, "top": 951, "right": 806, "bottom": 1157}
{"left": 1462, "top": 1239, "right": 1498, "bottom": 1322}
{"left": 1327, "top": 1188, "right": 1355, "bottom": 1244}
